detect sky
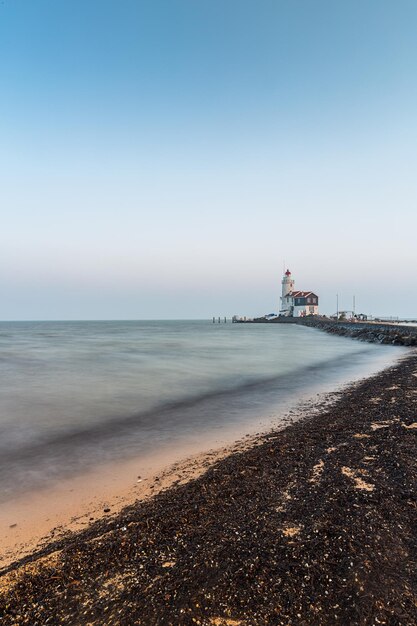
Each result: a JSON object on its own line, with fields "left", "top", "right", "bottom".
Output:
{"left": 1, "top": 0, "right": 416, "bottom": 319}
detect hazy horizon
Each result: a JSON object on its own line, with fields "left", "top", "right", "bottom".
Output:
{"left": 1, "top": 1, "right": 416, "bottom": 320}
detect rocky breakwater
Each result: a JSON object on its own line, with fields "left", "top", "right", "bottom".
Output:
{"left": 296, "top": 318, "right": 417, "bottom": 346}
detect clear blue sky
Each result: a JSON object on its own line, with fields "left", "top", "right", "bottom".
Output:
{"left": 1, "top": 0, "right": 416, "bottom": 319}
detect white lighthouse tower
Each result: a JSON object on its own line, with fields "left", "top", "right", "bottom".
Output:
{"left": 280, "top": 269, "right": 295, "bottom": 316}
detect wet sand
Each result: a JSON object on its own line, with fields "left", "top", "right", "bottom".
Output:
{"left": 0, "top": 435, "right": 256, "bottom": 570}
{"left": 0, "top": 373, "right": 350, "bottom": 569}
{"left": 1, "top": 352, "right": 417, "bottom": 624}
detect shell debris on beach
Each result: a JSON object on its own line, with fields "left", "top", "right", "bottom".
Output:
{"left": 1, "top": 352, "right": 417, "bottom": 625}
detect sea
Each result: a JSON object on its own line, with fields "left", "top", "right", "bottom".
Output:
{"left": 0, "top": 320, "right": 406, "bottom": 504}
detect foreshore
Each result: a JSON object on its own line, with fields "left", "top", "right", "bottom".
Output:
{"left": 1, "top": 349, "right": 416, "bottom": 624}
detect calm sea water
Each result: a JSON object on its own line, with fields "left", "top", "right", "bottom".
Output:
{"left": 0, "top": 320, "right": 405, "bottom": 502}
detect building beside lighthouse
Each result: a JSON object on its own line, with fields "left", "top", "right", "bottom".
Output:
{"left": 279, "top": 269, "right": 319, "bottom": 317}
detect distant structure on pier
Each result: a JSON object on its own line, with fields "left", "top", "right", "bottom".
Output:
{"left": 279, "top": 269, "right": 319, "bottom": 317}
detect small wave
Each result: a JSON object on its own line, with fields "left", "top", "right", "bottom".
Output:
{"left": 0, "top": 348, "right": 375, "bottom": 465}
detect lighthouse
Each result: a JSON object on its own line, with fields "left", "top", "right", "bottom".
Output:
{"left": 279, "top": 268, "right": 319, "bottom": 317}
{"left": 280, "top": 269, "right": 295, "bottom": 315}
{"left": 282, "top": 269, "right": 295, "bottom": 299}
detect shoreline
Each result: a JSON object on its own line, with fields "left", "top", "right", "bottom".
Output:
{"left": 0, "top": 429, "right": 263, "bottom": 571}
{"left": 1, "top": 350, "right": 416, "bottom": 624}
{"left": 0, "top": 336, "right": 408, "bottom": 572}
{"left": 0, "top": 342, "right": 403, "bottom": 571}
{"left": 0, "top": 376, "right": 346, "bottom": 571}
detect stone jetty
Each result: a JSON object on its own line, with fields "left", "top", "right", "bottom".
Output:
{"left": 270, "top": 317, "right": 417, "bottom": 347}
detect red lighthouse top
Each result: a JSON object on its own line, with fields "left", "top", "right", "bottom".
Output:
{"left": 285, "top": 269, "right": 291, "bottom": 276}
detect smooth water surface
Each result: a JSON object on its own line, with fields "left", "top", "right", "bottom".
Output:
{"left": 0, "top": 320, "right": 405, "bottom": 501}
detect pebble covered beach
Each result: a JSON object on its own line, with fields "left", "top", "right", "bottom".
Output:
{"left": 1, "top": 343, "right": 416, "bottom": 624}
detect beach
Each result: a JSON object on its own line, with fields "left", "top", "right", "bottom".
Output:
{"left": 1, "top": 321, "right": 402, "bottom": 569}
{"left": 1, "top": 348, "right": 416, "bottom": 624}
{"left": 0, "top": 429, "right": 257, "bottom": 570}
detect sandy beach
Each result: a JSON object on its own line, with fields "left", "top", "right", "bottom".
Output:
{"left": 1, "top": 350, "right": 416, "bottom": 624}
{"left": 0, "top": 431, "right": 258, "bottom": 571}
{"left": 0, "top": 381, "right": 331, "bottom": 571}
